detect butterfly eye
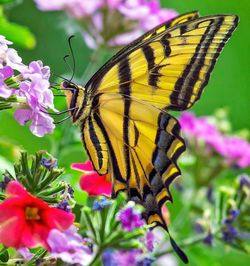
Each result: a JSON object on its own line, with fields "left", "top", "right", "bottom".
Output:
{"left": 62, "top": 80, "right": 70, "bottom": 88}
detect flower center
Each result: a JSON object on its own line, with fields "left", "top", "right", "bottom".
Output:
{"left": 25, "top": 207, "right": 40, "bottom": 220}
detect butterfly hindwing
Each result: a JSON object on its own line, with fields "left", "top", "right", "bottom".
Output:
{"left": 89, "top": 93, "right": 185, "bottom": 228}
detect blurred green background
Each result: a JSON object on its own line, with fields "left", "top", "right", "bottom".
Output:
{"left": 0, "top": 0, "right": 249, "bottom": 265}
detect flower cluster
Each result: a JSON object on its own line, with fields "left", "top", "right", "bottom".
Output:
{"left": 34, "top": 0, "right": 177, "bottom": 49}
{"left": 179, "top": 112, "right": 250, "bottom": 168}
{"left": 0, "top": 35, "right": 55, "bottom": 137}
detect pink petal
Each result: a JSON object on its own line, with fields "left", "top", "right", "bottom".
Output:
{"left": 14, "top": 109, "right": 33, "bottom": 126}
{"left": 80, "top": 172, "right": 112, "bottom": 196}
{"left": 42, "top": 208, "right": 75, "bottom": 231}
{"left": 5, "top": 181, "right": 28, "bottom": 197}
{"left": 71, "top": 161, "right": 94, "bottom": 172}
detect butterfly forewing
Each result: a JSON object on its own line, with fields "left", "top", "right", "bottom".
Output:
{"left": 92, "top": 15, "right": 238, "bottom": 112}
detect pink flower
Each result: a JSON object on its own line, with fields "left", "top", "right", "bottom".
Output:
{"left": 71, "top": 161, "right": 112, "bottom": 196}
{"left": 0, "top": 181, "right": 75, "bottom": 249}
{"left": 34, "top": 0, "right": 103, "bottom": 18}
{"left": 179, "top": 112, "right": 250, "bottom": 168}
{"left": 33, "top": 1, "right": 178, "bottom": 49}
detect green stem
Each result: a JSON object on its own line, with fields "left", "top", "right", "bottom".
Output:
{"left": 88, "top": 247, "right": 104, "bottom": 266}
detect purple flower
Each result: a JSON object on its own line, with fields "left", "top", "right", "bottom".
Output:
{"left": 0, "top": 35, "right": 12, "bottom": 52}
{"left": 57, "top": 200, "right": 70, "bottom": 212}
{"left": 112, "top": 249, "right": 142, "bottom": 266}
{"left": 108, "top": 30, "right": 143, "bottom": 47}
{"left": 145, "top": 231, "right": 155, "bottom": 252}
{"left": 18, "top": 248, "right": 34, "bottom": 260}
{"left": 0, "top": 175, "right": 11, "bottom": 190}
{"left": 93, "top": 197, "right": 112, "bottom": 211}
{"left": 13, "top": 63, "right": 56, "bottom": 137}
{"left": 140, "top": 2, "right": 178, "bottom": 30}
{"left": 203, "top": 232, "right": 213, "bottom": 246}
{"left": 0, "top": 35, "right": 25, "bottom": 71}
{"left": 41, "top": 157, "right": 57, "bottom": 170}
{"left": 102, "top": 249, "right": 116, "bottom": 266}
{"left": 34, "top": 0, "right": 103, "bottom": 17}
{"left": 117, "top": 205, "right": 144, "bottom": 231}
{"left": 33, "top": 0, "right": 66, "bottom": 11}
{"left": 222, "top": 208, "right": 240, "bottom": 243}
{"left": 0, "top": 35, "right": 56, "bottom": 137}
{"left": 0, "top": 66, "right": 14, "bottom": 98}
{"left": 222, "top": 225, "right": 238, "bottom": 243}
{"left": 33, "top": 1, "right": 178, "bottom": 49}
{"left": 47, "top": 226, "right": 93, "bottom": 265}
{"left": 137, "top": 257, "right": 155, "bottom": 266}
{"left": 118, "top": 0, "right": 151, "bottom": 20}
{"left": 239, "top": 174, "right": 250, "bottom": 190}
{"left": 224, "top": 209, "right": 240, "bottom": 224}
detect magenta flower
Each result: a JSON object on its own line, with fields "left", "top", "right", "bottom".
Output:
{"left": 179, "top": 112, "right": 250, "bottom": 168}
{"left": 47, "top": 226, "right": 93, "bottom": 265}
{"left": 117, "top": 204, "right": 145, "bottom": 231}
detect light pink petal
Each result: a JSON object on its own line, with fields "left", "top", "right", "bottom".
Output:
{"left": 14, "top": 109, "right": 33, "bottom": 125}
{"left": 109, "top": 30, "right": 143, "bottom": 46}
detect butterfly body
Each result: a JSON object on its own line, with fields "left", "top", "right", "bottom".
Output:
{"left": 63, "top": 11, "right": 238, "bottom": 231}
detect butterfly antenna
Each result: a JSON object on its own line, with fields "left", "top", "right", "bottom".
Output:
{"left": 51, "top": 72, "right": 70, "bottom": 82}
{"left": 67, "top": 35, "right": 76, "bottom": 82}
{"left": 54, "top": 116, "right": 71, "bottom": 124}
{"left": 63, "top": 54, "right": 75, "bottom": 79}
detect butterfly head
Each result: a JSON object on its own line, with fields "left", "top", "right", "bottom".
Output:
{"left": 61, "top": 80, "right": 88, "bottom": 124}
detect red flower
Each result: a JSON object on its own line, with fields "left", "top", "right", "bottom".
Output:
{"left": 0, "top": 181, "right": 75, "bottom": 249}
{"left": 71, "top": 161, "right": 112, "bottom": 197}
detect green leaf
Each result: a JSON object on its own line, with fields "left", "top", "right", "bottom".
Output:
{"left": 0, "top": 248, "right": 9, "bottom": 263}
{"left": 0, "top": 0, "right": 17, "bottom": 4}
{"left": 0, "top": 18, "right": 36, "bottom": 49}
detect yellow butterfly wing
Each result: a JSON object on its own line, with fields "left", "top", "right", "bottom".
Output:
{"left": 87, "top": 14, "right": 238, "bottom": 111}
{"left": 79, "top": 13, "right": 238, "bottom": 262}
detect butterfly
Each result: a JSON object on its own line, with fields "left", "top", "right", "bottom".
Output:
{"left": 61, "top": 11, "right": 238, "bottom": 263}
